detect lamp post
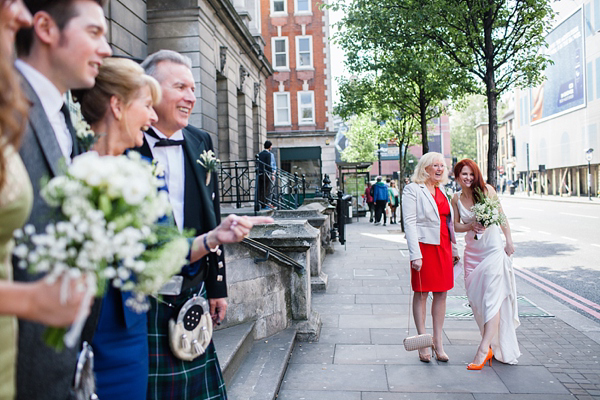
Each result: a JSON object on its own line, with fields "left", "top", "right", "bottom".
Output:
{"left": 585, "top": 148, "right": 594, "bottom": 201}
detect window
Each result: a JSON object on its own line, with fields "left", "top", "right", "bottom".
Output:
{"left": 274, "top": 92, "right": 291, "bottom": 125}
{"left": 295, "top": 0, "right": 311, "bottom": 13}
{"left": 298, "top": 91, "right": 315, "bottom": 124}
{"left": 271, "top": 0, "right": 286, "bottom": 14}
{"left": 296, "top": 36, "right": 313, "bottom": 69}
{"left": 271, "top": 37, "right": 289, "bottom": 70}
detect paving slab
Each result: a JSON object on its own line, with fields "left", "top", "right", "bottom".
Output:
{"left": 362, "top": 393, "right": 476, "bottom": 400}
{"left": 317, "top": 327, "right": 371, "bottom": 344}
{"left": 493, "top": 364, "right": 570, "bottom": 394}
{"left": 356, "top": 294, "right": 410, "bottom": 304}
{"left": 386, "top": 364, "right": 509, "bottom": 393}
{"left": 288, "top": 343, "right": 335, "bottom": 365}
{"left": 339, "top": 314, "right": 405, "bottom": 329}
{"left": 280, "top": 364, "right": 388, "bottom": 392}
{"left": 334, "top": 344, "right": 422, "bottom": 365}
{"left": 277, "top": 389, "right": 361, "bottom": 400}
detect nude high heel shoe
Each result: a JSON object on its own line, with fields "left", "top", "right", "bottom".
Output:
{"left": 467, "top": 347, "right": 493, "bottom": 370}
{"left": 433, "top": 344, "right": 449, "bottom": 362}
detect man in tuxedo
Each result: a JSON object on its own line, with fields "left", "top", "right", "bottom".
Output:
{"left": 13, "top": 1, "right": 111, "bottom": 399}
{"left": 137, "top": 49, "right": 228, "bottom": 399}
{"left": 257, "top": 140, "right": 274, "bottom": 209}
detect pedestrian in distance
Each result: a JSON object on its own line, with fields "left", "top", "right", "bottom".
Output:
{"left": 388, "top": 181, "right": 399, "bottom": 224}
{"left": 257, "top": 140, "right": 274, "bottom": 210}
{"left": 402, "top": 152, "right": 460, "bottom": 363}
{"left": 364, "top": 182, "right": 375, "bottom": 222}
{"left": 14, "top": 0, "right": 112, "bottom": 398}
{"left": 372, "top": 176, "right": 388, "bottom": 226}
{"left": 451, "top": 159, "right": 520, "bottom": 370}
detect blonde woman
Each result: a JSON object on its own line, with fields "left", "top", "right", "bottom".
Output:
{"left": 402, "top": 152, "right": 459, "bottom": 363}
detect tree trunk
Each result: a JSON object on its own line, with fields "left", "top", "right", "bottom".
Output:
{"left": 419, "top": 86, "right": 429, "bottom": 154}
{"left": 484, "top": 1, "right": 498, "bottom": 189}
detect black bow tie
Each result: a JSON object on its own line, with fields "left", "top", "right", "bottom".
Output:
{"left": 146, "top": 128, "right": 185, "bottom": 147}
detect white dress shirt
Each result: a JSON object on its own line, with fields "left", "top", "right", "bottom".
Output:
{"left": 144, "top": 128, "right": 186, "bottom": 231}
{"left": 15, "top": 60, "right": 73, "bottom": 164}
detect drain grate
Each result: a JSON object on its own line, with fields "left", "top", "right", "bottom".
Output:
{"left": 434, "top": 295, "right": 554, "bottom": 318}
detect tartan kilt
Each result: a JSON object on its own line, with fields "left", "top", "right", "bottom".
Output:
{"left": 147, "top": 282, "right": 227, "bottom": 400}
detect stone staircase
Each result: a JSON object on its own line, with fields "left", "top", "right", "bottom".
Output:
{"left": 213, "top": 321, "right": 297, "bottom": 400}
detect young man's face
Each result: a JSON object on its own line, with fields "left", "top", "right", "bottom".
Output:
{"left": 50, "top": 0, "right": 111, "bottom": 91}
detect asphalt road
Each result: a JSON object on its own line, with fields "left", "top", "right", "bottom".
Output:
{"left": 497, "top": 196, "right": 600, "bottom": 321}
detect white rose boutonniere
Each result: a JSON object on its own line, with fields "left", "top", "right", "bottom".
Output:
{"left": 196, "top": 149, "right": 220, "bottom": 186}
{"left": 68, "top": 99, "right": 98, "bottom": 152}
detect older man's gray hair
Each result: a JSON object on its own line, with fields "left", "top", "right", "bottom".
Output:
{"left": 141, "top": 49, "right": 192, "bottom": 79}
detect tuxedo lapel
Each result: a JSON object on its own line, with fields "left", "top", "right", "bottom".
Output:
{"left": 21, "top": 77, "right": 64, "bottom": 176}
{"left": 136, "top": 134, "right": 154, "bottom": 159}
{"left": 182, "top": 128, "right": 217, "bottom": 231}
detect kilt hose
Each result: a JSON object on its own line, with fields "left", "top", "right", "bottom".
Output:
{"left": 147, "top": 282, "right": 227, "bottom": 400}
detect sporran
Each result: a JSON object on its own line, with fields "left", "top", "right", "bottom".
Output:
{"left": 168, "top": 294, "right": 213, "bottom": 361}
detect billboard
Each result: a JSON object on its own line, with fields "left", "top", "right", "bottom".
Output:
{"left": 530, "top": 8, "right": 585, "bottom": 124}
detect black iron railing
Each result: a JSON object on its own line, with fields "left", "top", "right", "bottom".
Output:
{"left": 218, "top": 157, "right": 306, "bottom": 212}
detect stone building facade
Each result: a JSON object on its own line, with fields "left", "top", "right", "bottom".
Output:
{"left": 102, "top": 0, "right": 273, "bottom": 161}
{"left": 260, "top": 0, "right": 336, "bottom": 193}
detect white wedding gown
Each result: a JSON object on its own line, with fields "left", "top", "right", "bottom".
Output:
{"left": 458, "top": 199, "right": 521, "bottom": 364}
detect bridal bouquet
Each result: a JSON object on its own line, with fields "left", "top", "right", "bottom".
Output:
{"left": 470, "top": 189, "right": 506, "bottom": 240}
{"left": 13, "top": 151, "right": 190, "bottom": 349}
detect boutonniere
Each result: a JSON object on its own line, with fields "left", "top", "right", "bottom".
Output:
{"left": 196, "top": 149, "right": 220, "bottom": 186}
{"left": 68, "top": 100, "right": 98, "bottom": 152}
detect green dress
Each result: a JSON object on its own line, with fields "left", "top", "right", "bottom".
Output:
{"left": 0, "top": 146, "right": 33, "bottom": 399}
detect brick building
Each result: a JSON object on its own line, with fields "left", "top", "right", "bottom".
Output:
{"left": 260, "top": 0, "right": 336, "bottom": 193}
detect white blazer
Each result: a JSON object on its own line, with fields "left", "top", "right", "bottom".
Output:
{"left": 402, "top": 182, "right": 458, "bottom": 261}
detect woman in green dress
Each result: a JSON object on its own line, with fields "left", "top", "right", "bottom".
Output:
{"left": 0, "top": 1, "right": 89, "bottom": 398}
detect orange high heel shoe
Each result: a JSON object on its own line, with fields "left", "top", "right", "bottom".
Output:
{"left": 467, "top": 347, "right": 493, "bottom": 370}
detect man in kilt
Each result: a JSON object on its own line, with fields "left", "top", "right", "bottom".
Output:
{"left": 138, "top": 50, "right": 228, "bottom": 400}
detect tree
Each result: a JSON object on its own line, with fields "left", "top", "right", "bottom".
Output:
{"left": 450, "top": 95, "right": 487, "bottom": 162}
{"left": 330, "top": 0, "right": 473, "bottom": 154}
{"left": 411, "top": 0, "right": 554, "bottom": 187}
{"left": 340, "top": 114, "right": 383, "bottom": 162}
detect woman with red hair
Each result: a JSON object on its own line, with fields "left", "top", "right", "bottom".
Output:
{"left": 451, "top": 159, "right": 520, "bottom": 370}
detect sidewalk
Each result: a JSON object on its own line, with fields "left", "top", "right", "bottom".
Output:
{"left": 277, "top": 218, "right": 600, "bottom": 399}
{"left": 500, "top": 191, "right": 600, "bottom": 205}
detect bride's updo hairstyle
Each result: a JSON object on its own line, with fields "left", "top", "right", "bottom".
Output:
{"left": 76, "top": 57, "right": 161, "bottom": 124}
{"left": 454, "top": 159, "right": 487, "bottom": 203}
{"left": 411, "top": 152, "right": 448, "bottom": 186}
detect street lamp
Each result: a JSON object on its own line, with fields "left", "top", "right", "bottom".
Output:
{"left": 585, "top": 148, "right": 594, "bottom": 201}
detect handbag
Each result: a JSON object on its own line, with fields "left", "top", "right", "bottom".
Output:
{"left": 168, "top": 293, "right": 213, "bottom": 361}
{"left": 403, "top": 267, "right": 434, "bottom": 352}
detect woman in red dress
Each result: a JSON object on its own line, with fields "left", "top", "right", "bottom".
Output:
{"left": 402, "top": 152, "right": 459, "bottom": 363}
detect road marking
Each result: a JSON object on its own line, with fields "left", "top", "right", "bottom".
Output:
{"left": 399, "top": 250, "right": 407, "bottom": 257}
{"left": 521, "top": 207, "right": 542, "bottom": 212}
{"left": 516, "top": 225, "right": 531, "bottom": 231}
{"left": 560, "top": 212, "right": 599, "bottom": 219}
{"left": 514, "top": 265, "right": 600, "bottom": 319}
{"left": 561, "top": 236, "right": 576, "bottom": 241}
{"left": 592, "top": 244, "right": 600, "bottom": 248}
{"left": 538, "top": 231, "right": 551, "bottom": 235}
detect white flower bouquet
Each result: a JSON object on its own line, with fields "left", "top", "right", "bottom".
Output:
{"left": 470, "top": 189, "right": 506, "bottom": 240}
{"left": 13, "top": 151, "right": 190, "bottom": 350}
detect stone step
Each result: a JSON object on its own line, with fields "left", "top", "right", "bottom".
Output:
{"left": 226, "top": 328, "right": 297, "bottom": 400}
{"left": 212, "top": 321, "right": 256, "bottom": 387}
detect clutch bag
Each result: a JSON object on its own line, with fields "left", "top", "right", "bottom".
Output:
{"left": 403, "top": 333, "right": 433, "bottom": 351}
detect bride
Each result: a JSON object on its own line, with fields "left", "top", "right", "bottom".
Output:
{"left": 451, "top": 159, "right": 520, "bottom": 370}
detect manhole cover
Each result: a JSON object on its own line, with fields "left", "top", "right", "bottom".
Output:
{"left": 430, "top": 295, "right": 554, "bottom": 318}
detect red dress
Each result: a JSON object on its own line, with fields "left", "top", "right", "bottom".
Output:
{"left": 411, "top": 187, "right": 454, "bottom": 292}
